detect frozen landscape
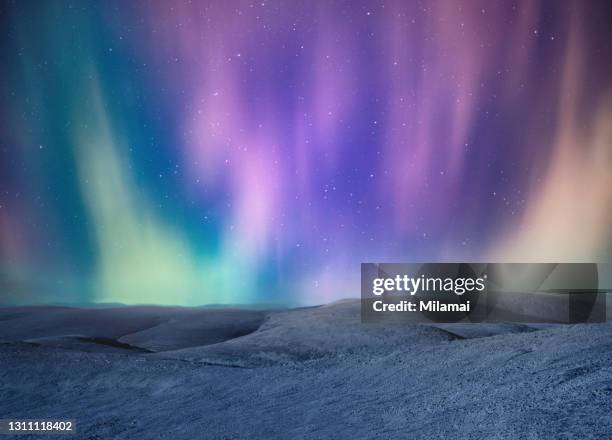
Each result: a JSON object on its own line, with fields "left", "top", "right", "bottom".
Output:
{"left": 1, "top": 301, "right": 612, "bottom": 439}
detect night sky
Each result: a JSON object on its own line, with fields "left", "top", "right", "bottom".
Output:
{"left": 1, "top": 0, "right": 611, "bottom": 305}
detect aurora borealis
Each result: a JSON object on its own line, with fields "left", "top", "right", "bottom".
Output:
{"left": 1, "top": 0, "right": 611, "bottom": 306}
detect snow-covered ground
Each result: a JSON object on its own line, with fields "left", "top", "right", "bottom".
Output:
{"left": 1, "top": 301, "right": 611, "bottom": 439}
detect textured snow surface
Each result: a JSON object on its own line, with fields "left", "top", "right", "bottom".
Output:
{"left": 1, "top": 301, "right": 612, "bottom": 439}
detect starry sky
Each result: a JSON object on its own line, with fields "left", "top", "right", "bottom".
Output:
{"left": 1, "top": 0, "right": 611, "bottom": 306}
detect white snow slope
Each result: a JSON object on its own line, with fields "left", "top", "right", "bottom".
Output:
{"left": 1, "top": 301, "right": 611, "bottom": 439}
